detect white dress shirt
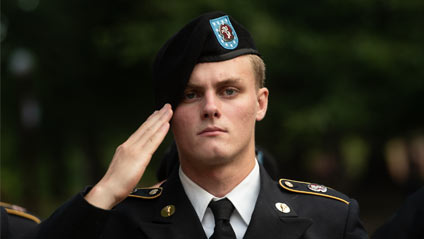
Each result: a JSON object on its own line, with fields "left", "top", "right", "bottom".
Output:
{"left": 179, "top": 160, "right": 260, "bottom": 239}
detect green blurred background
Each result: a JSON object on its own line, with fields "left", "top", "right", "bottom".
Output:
{"left": 1, "top": 0, "right": 423, "bottom": 234}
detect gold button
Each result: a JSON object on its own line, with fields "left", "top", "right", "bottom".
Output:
{"left": 275, "top": 202, "right": 290, "bottom": 213}
{"left": 149, "top": 189, "right": 159, "bottom": 195}
{"left": 161, "top": 205, "right": 175, "bottom": 217}
{"left": 284, "top": 181, "right": 294, "bottom": 188}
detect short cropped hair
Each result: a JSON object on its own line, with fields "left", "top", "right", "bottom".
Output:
{"left": 248, "top": 54, "right": 266, "bottom": 89}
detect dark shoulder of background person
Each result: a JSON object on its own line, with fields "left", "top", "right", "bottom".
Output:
{"left": 372, "top": 187, "right": 424, "bottom": 239}
{"left": 1, "top": 202, "right": 41, "bottom": 239}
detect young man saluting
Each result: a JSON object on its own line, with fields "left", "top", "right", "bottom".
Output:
{"left": 39, "top": 11, "right": 369, "bottom": 239}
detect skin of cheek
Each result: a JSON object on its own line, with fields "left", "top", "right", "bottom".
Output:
{"left": 228, "top": 93, "right": 258, "bottom": 153}
{"left": 171, "top": 106, "right": 200, "bottom": 157}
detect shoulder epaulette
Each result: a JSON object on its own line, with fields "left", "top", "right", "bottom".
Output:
{"left": 279, "top": 179, "right": 350, "bottom": 205}
{"left": 128, "top": 187, "right": 163, "bottom": 199}
{"left": 0, "top": 202, "right": 41, "bottom": 224}
{"left": 4, "top": 208, "right": 41, "bottom": 224}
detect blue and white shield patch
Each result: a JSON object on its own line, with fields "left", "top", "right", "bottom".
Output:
{"left": 209, "top": 15, "right": 239, "bottom": 50}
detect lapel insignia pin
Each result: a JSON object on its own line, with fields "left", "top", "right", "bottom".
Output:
{"left": 209, "top": 15, "right": 239, "bottom": 50}
{"left": 275, "top": 202, "right": 291, "bottom": 213}
{"left": 308, "top": 183, "right": 328, "bottom": 193}
{"left": 284, "top": 181, "right": 294, "bottom": 188}
{"left": 161, "top": 205, "right": 175, "bottom": 217}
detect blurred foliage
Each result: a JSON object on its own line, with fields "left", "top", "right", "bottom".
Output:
{"left": 1, "top": 0, "right": 423, "bottom": 233}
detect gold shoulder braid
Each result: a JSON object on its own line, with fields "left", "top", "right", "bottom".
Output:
{"left": 128, "top": 187, "right": 163, "bottom": 199}
{"left": 279, "top": 179, "right": 350, "bottom": 205}
{"left": 0, "top": 202, "right": 41, "bottom": 224}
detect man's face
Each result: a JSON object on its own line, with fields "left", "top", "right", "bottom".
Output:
{"left": 171, "top": 55, "right": 268, "bottom": 168}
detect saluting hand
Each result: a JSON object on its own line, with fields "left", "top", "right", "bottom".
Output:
{"left": 85, "top": 104, "right": 173, "bottom": 210}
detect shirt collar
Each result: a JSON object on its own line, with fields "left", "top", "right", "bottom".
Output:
{"left": 179, "top": 167, "right": 214, "bottom": 222}
{"left": 179, "top": 160, "right": 260, "bottom": 225}
{"left": 226, "top": 161, "right": 260, "bottom": 224}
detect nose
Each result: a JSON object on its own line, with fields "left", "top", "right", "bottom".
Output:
{"left": 202, "top": 91, "right": 221, "bottom": 119}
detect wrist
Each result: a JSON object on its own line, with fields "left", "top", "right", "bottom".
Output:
{"left": 84, "top": 183, "right": 119, "bottom": 210}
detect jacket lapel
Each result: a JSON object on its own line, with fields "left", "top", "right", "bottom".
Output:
{"left": 137, "top": 164, "right": 312, "bottom": 239}
{"left": 243, "top": 166, "right": 312, "bottom": 239}
{"left": 138, "top": 169, "right": 207, "bottom": 239}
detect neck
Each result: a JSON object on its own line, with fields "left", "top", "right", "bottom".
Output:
{"left": 180, "top": 149, "right": 256, "bottom": 198}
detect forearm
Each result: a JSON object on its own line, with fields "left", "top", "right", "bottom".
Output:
{"left": 38, "top": 190, "right": 110, "bottom": 239}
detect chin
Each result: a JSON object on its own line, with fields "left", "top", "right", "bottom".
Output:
{"left": 201, "top": 149, "right": 236, "bottom": 165}
{"left": 179, "top": 140, "right": 239, "bottom": 164}
{"left": 202, "top": 142, "right": 230, "bottom": 156}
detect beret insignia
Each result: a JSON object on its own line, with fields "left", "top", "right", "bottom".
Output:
{"left": 129, "top": 187, "right": 162, "bottom": 199}
{"left": 279, "top": 179, "right": 350, "bottom": 205}
{"left": 210, "top": 15, "right": 239, "bottom": 50}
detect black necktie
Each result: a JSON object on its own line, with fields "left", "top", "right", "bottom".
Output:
{"left": 209, "top": 198, "right": 236, "bottom": 239}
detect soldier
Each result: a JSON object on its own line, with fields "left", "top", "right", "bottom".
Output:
{"left": 38, "top": 11, "right": 368, "bottom": 239}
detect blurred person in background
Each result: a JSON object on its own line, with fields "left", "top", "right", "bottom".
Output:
{"left": 1, "top": 202, "right": 41, "bottom": 239}
{"left": 372, "top": 187, "right": 424, "bottom": 239}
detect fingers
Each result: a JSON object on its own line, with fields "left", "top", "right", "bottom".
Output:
{"left": 136, "top": 104, "right": 173, "bottom": 149}
{"left": 126, "top": 104, "right": 172, "bottom": 146}
{"left": 141, "top": 120, "right": 170, "bottom": 156}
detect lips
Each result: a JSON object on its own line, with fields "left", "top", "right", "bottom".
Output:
{"left": 197, "top": 126, "right": 227, "bottom": 136}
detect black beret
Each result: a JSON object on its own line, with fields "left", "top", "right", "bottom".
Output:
{"left": 153, "top": 11, "right": 260, "bottom": 110}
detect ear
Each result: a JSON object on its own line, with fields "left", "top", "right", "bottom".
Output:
{"left": 256, "top": 87, "right": 269, "bottom": 121}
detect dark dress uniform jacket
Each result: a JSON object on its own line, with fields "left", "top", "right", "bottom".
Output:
{"left": 38, "top": 165, "right": 368, "bottom": 239}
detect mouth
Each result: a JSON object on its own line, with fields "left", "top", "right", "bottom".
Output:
{"left": 197, "top": 126, "right": 227, "bottom": 136}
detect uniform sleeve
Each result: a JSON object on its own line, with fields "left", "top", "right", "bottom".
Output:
{"left": 344, "top": 199, "right": 369, "bottom": 239}
{"left": 37, "top": 189, "right": 110, "bottom": 239}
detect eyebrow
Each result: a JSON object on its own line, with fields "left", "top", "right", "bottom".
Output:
{"left": 185, "top": 78, "right": 243, "bottom": 90}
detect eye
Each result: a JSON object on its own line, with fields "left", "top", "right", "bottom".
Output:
{"left": 221, "top": 87, "right": 239, "bottom": 97}
{"left": 225, "top": 88, "right": 236, "bottom": 95}
{"left": 183, "top": 90, "right": 200, "bottom": 102}
{"left": 185, "top": 92, "right": 196, "bottom": 99}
